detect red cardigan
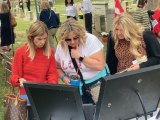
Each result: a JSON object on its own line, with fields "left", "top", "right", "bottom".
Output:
{"left": 153, "top": 9, "right": 160, "bottom": 36}
{"left": 10, "top": 44, "right": 59, "bottom": 94}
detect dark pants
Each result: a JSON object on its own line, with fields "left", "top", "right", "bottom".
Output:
{"left": 84, "top": 13, "right": 92, "bottom": 34}
{"left": 26, "top": 2, "right": 30, "bottom": 11}
{"left": 82, "top": 79, "right": 100, "bottom": 104}
{"left": 67, "top": 16, "right": 77, "bottom": 20}
{"left": 82, "top": 89, "right": 94, "bottom": 104}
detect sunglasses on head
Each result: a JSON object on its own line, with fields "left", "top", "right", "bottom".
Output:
{"left": 65, "top": 36, "right": 79, "bottom": 42}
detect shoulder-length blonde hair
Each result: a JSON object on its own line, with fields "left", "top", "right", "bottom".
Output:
{"left": 41, "top": 0, "right": 50, "bottom": 9}
{"left": 58, "top": 18, "right": 86, "bottom": 51}
{"left": 0, "top": 2, "right": 9, "bottom": 13}
{"left": 113, "top": 13, "right": 144, "bottom": 58}
{"left": 27, "top": 20, "right": 50, "bottom": 60}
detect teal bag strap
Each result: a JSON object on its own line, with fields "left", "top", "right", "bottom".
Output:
{"left": 105, "top": 64, "right": 110, "bottom": 75}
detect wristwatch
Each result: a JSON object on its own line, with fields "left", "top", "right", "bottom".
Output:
{"left": 79, "top": 56, "right": 84, "bottom": 62}
{"left": 61, "top": 74, "right": 67, "bottom": 81}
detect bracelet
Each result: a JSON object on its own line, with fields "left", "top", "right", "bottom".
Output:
{"left": 61, "top": 74, "right": 66, "bottom": 81}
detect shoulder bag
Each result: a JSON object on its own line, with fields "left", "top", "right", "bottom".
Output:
{"left": 68, "top": 46, "right": 95, "bottom": 104}
{"left": 10, "top": 13, "right": 17, "bottom": 28}
{"left": 4, "top": 87, "right": 28, "bottom": 120}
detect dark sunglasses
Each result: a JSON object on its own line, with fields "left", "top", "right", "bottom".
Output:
{"left": 65, "top": 36, "right": 79, "bottom": 42}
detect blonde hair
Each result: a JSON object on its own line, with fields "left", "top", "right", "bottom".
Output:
{"left": 41, "top": 0, "right": 50, "bottom": 9}
{"left": 58, "top": 18, "right": 86, "bottom": 51}
{"left": 0, "top": 2, "right": 9, "bottom": 13}
{"left": 113, "top": 13, "right": 144, "bottom": 58}
{"left": 27, "top": 20, "right": 50, "bottom": 60}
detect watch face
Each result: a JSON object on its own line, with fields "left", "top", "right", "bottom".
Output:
{"left": 79, "top": 57, "right": 84, "bottom": 62}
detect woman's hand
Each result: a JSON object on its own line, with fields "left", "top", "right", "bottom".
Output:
{"left": 71, "top": 47, "right": 81, "bottom": 59}
{"left": 63, "top": 76, "right": 71, "bottom": 85}
{"left": 127, "top": 64, "right": 140, "bottom": 71}
{"left": 19, "top": 78, "right": 26, "bottom": 87}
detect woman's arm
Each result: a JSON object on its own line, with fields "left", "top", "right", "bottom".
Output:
{"left": 80, "top": 49, "right": 105, "bottom": 70}
{"left": 10, "top": 48, "right": 23, "bottom": 86}
{"left": 106, "top": 31, "right": 118, "bottom": 74}
{"left": 126, "top": 30, "right": 160, "bottom": 71}
{"left": 71, "top": 48, "right": 105, "bottom": 71}
{"left": 57, "top": 63, "right": 70, "bottom": 85}
{"left": 140, "top": 30, "right": 160, "bottom": 68}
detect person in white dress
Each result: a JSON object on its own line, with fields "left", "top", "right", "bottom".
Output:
{"left": 65, "top": 0, "right": 77, "bottom": 20}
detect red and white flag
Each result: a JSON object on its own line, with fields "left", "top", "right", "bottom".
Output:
{"left": 115, "top": 0, "right": 124, "bottom": 17}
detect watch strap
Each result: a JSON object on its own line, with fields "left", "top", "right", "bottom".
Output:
{"left": 79, "top": 56, "right": 84, "bottom": 62}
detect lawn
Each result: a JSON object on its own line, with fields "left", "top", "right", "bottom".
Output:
{"left": 0, "top": 0, "right": 106, "bottom": 119}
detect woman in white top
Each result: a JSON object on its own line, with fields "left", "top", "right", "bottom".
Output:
{"left": 65, "top": 0, "right": 77, "bottom": 20}
{"left": 55, "top": 18, "right": 109, "bottom": 104}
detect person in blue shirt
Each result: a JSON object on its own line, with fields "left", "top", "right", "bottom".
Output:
{"left": 40, "top": 0, "right": 60, "bottom": 48}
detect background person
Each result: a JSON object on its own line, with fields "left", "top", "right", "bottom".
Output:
{"left": 6, "top": 0, "right": 11, "bottom": 10}
{"left": 65, "top": 0, "right": 78, "bottom": 20}
{"left": 55, "top": 18, "right": 108, "bottom": 104}
{"left": 133, "top": 0, "right": 150, "bottom": 29}
{"left": 26, "top": 0, "right": 30, "bottom": 11}
{"left": 81, "top": 0, "right": 92, "bottom": 33}
{"left": 106, "top": 13, "right": 160, "bottom": 75}
{"left": 152, "top": 0, "right": 160, "bottom": 42}
{"left": 19, "top": 0, "right": 24, "bottom": 12}
{"left": 10, "top": 21, "right": 59, "bottom": 119}
{"left": 40, "top": 0, "right": 60, "bottom": 48}
{"left": 0, "top": 1, "right": 15, "bottom": 51}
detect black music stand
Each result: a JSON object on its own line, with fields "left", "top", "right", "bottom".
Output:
{"left": 23, "top": 82, "right": 86, "bottom": 120}
{"left": 94, "top": 64, "right": 160, "bottom": 120}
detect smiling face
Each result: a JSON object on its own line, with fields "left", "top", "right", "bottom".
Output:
{"left": 33, "top": 33, "right": 48, "bottom": 48}
{"left": 65, "top": 32, "right": 79, "bottom": 48}
{"left": 115, "top": 24, "right": 125, "bottom": 40}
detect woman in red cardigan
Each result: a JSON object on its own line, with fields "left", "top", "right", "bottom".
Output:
{"left": 9, "top": 21, "right": 59, "bottom": 119}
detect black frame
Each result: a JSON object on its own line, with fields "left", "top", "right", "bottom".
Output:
{"left": 24, "top": 82, "right": 86, "bottom": 120}
{"left": 94, "top": 64, "right": 160, "bottom": 120}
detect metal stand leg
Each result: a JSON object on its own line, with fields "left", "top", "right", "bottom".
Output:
{"left": 156, "top": 110, "right": 160, "bottom": 119}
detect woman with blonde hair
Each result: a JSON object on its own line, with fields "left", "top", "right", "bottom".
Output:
{"left": 10, "top": 21, "right": 58, "bottom": 119}
{"left": 0, "top": 1, "right": 15, "bottom": 51}
{"left": 106, "top": 13, "right": 160, "bottom": 75}
{"left": 55, "top": 18, "right": 109, "bottom": 104}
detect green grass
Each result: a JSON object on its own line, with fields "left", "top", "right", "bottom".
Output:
{"left": 14, "top": 18, "right": 32, "bottom": 48}
{"left": 0, "top": 62, "right": 10, "bottom": 119}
